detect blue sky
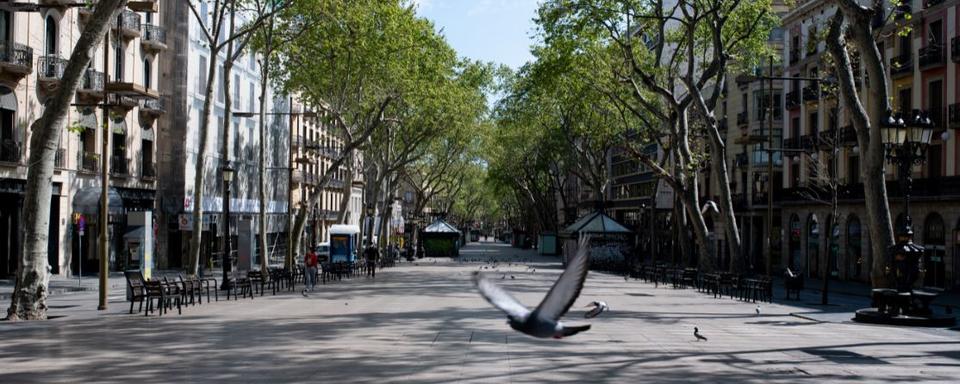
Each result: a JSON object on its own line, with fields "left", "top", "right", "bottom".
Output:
{"left": 413, "top": 0, "right": 541, "bottom": 70}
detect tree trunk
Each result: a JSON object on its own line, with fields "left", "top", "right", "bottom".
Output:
{"left": 336, "top": 151, "right": 353, "bottom": 223}
{"left": 825, "top": 4, "right": 895, "bottom": 288}
{"left": 256, "top": 12, "right": 275, "bottom": 273}
{"left": 188, "top": 42, "right": 221, "bottom": 276}
{"left": 6, "top": 0, "right": 127, "bottom": 321}
{"left": 708, "top": 123, "right": 743, "bottom": 273}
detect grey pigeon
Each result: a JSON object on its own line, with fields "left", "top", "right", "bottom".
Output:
{"left": 694, "top": 327, "right": 707, "bottom": 341}
{"left": 473, "top": 237, "right": 592, "bottom": 339}
{"left": 755, "top": 305, "right": 760, "bottom": 316}
{"left": 584, "top": 301, "right": 609, "bottom": 319}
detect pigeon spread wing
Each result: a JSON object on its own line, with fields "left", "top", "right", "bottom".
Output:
{"left": 473, "top": 272, "right": 531, "bottom": 321}
{"left": 532, "top": 236, "right": 591, "bottom": 321}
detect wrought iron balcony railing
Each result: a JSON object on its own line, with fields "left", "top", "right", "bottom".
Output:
{"left": 0, "top": 40, "right": 33, "bottom": 73}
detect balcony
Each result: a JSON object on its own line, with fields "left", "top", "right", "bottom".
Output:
{"left": 111, "top": 156, "right": 129, "bottom": 177}
{"left": 37, "top": 55, "right": 67, "bottom": 85}
{"left": 0, "top": 40, "right": 33, "bottom": 77}
{"left": 950, "top": 103, "right": 960, "bottom": 128}
{"left": 752, "top": 191, "right": 769, "bottom": 206}
{"left": 77, "top": 69, "right": 105, "bottom": 98}
{"left": 785, "top": 90, "right": 800, "bottom": 110}
{"left": 54, "top": 148, "right": 66, "bottom": 169}
{"left": 127, "top": 0, "right": 159, "bottom": 12}
{"left": 736, "top": 111, "right": 749, "bottom": 127}
{"left": 141, "top": 24, "right": 167, "bottom": 51}
{"left": 79, "top": 152, "right": 99, "bottom": 173}
{"left": 783, "top": 137, "right": 799, "bottom": 150}
{"left": 953, "top": 37, "right": 960, "bottom": 63}
{"left": 105, "top": 80, "right": 160, "bottom": 100}
{"left": 802, "top": 85, "right": 819, "bottom": 102}
{"left": 800, "top": 134, "right": 817, "bottom": 151}
{"left": 840, "top": 125, "right": 858, "bottom": 146}
{"left": 918, "top": 44, "right": 944, "bottom": 69}
{"left": 734, "top": 153, "right": 748, "bottom": 168}
{"left": 925, "top": 0, "right": 946, "bottom": 8}
{"left": 114, "top": 10, "right": 142, "bottom": 39}
{"left": 0, "top": 139, "right": 21, "bottom": 163}
{"left": 139, "top": 98, "right": 164, "bottom": 117}
{"left": 735, "top": 127, "right": 766, "bottom": 145}
{"left": 327, "top": 179, "right": 345, "bottom": 189}
{"left": 890, "top": 52, "right": 913, "bottom": 77}
{"left": 141, "top": 161, "right": 156, "bottom": 179}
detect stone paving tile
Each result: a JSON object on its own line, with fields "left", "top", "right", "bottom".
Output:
{"left": 1, "top": 241, "right": 959, "bottom": 383}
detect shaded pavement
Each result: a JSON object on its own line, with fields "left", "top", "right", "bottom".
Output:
{"left": 1, "top": 241, "right": 959, "bottom": 383}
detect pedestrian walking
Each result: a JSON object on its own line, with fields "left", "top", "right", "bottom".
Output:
{"left": 303, "top": 246, "right": 319, "bottom": 296}
{"left": 365, "top": 246, "right": 379, "bottom": 278}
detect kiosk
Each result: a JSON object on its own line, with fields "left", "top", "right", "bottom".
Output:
{"left": 329, "top": 224, "right": 360, "bottom": 263}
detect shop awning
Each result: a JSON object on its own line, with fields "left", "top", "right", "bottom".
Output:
{"left": 73, "top": 186, "right": 123, "bottom": 216}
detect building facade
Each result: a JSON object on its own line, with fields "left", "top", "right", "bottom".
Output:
{"left": 780, "top": 0, "right": 960, "bottom": 290}
{"left": 1, "top": 1, "right": 163, "bottom": 278}
{"left": 156, "top": 0, "right": 288, "bottom": 270}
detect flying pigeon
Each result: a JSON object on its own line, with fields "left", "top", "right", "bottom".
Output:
{"left": 584, "top": 301, "right": 609, "bottom": 319}
{"left": 694, "top": 327, "right": 707, "bottom": 342}
{"left": 473, "top": 237, "right": 592, "bottom": 339}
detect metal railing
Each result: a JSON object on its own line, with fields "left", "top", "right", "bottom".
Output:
{"left": 0, "top": 40, "right": 33, "bottom": 71}
{"left": 80, "top": 69, "right": 104, "bottom": 92}
{"left": 141, "top": 98, "right": 163, "bottom": 113}
{"left": 37, "top": 55, "right": 68, "bottom": 79}
{"left": 79, "top": 152, "right": 99, "bottom": 172}
{"left": 54, "top": 148, "right": 65, "bottom": 168}
{"left": 0, "top": 139, "right": 20, "bottom": 163}
{"left": 115, "top": 10, "right": 141, "bottom": 33}
{"left": 111, "top": 155, "right": 129, "bottom": 176}
{"left": 785, "top": 90, "right": 800, "bottom": 110}
{"left": 918, "top": 43, "right": 944, "bottom": 68}
{"left": 890, "top": 52, "right": 913, "bottom": 76}
{"left": 142, "top": 161, "right": 156, "bottom": 178}
{"left": 142, "top": 24, "right": 166, "bottom": 46}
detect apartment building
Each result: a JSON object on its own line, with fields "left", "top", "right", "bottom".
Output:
{"left": 156, "top": 0, "right": 288, "bottom": 269}
{"left": 288, "top": 97, "right": 364, "bottom": 251}
{"left": 0, "top": 1, "right": 163, "bottom": 278}
{"left": 781, "top": 0, "right": 960, "bottom": 290}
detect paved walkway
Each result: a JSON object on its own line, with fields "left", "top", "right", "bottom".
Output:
{"left": 1, "top": 241, "right": 959, "bottom": 383}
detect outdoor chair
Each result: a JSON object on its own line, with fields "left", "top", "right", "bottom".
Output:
{"left": 124, "top": 270, "right": 147, "bottom": 314}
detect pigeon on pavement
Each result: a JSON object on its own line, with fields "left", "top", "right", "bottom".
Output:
{"left": 755, "top": 305, "right": 761, "bottom": 316}
{"left": 584, "top": 301, "right": 609, "bottom": 319}
{"left": 694, "top": 327, "right": 707, "bottom": 341}
{"left": 473, "top": 236, "right": 592, "bottom": 339}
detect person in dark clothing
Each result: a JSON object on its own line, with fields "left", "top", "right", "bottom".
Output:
{"left": 364, "top": 246, "right": 379, "bottom": 278}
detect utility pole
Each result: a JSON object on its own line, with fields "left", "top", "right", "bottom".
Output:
{"left": 286, "top": 96, "right": 294, "bottom": 272}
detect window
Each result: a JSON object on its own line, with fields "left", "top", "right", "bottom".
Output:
{"left": 142, "top": 139, "right": 154, "bottom": 176}
{"left": 217, "top": 64, "right": 224, "bottom": 103}
{"left": 44, "top": 15, "right": 57, "bottom": 56}
{"left": 808, "top": 111, "right": 818, "bottom": 135}
{"left": 143, "top": 58, "right": 152, "bottom": 89}
{"left": 1, "top": 11, "right": 11, "bottom": 42}
{"left": 200, "top": 0, "right": 208, "bottom": 27}
{"left": 754, "top": 91, "right": 782, "bottom": 121}
{"left": 898, "top": 87, "right": 911, "bottom": 114}
{"left": 929, "top": 20, "right": 943, "bottom": 46}
{"left": 929, "top": 80, "right": 943, "bottom": 130}
{"left": 114, "top": 42, "right": 124, "bottom": 81}
{"left": 197, "top": 56, "right": 207, "bottom": 94}
{"left": 248, "top": 82, "right": 255, "bottom": 112}
{"left": 847, "top": 155, "right": 859, "bottom": 184}
{"left": 233, "top": 74, "right": 240, "bottom": 108}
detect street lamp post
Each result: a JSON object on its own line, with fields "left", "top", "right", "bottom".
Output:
{"left": 881, "top": 109, "right": 934, "bottom": 293}
{"left": 220, "top": 165, "right": 235, "bottom": 290}
{"left": 366, "top": 205, "right": 375, "bottom": 247}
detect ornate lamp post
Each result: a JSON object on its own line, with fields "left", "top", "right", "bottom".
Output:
{"left": 881, "top": 109, "right": 933, "bottom": 292}
{"left": 221, "top": 165, "right": 235, "bottom": 290}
